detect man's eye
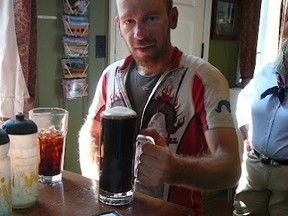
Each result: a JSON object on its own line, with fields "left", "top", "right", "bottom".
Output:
{"left": 145, "top": 16, "right": 157, "bottom": 23}
{"left": 124, "top": 19, "right": 133, "bottom": 25}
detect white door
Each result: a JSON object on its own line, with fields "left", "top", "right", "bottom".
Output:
{"left": 108, "top": 0, "right": 212, "bottom": 63}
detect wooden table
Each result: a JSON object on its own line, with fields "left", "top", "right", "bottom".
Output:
{"left": 13, "top": 171, "right": 190, "bottom": 216}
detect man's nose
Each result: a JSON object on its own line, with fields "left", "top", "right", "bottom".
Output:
{"left": 134, "top": 23, "right": 148, "bottom": 39}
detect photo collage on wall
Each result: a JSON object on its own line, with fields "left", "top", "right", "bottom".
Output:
{"left": 62, "top": 0, "right": 90, "bottom": 100}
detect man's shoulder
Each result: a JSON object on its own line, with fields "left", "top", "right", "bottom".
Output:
{"left": 103, "top": 58, "right": 129, "bottom": 75}
{"left": 181, "top": 53, "right": 219, "bottom": 72}
{"left": 181, "top": 53, "right": 204, "bottom": 65}
{"left": 106, "top": 59, "right": 126, "bottom": 69}
{"left": 106, "top": 55, "right": 136, "bottom": 72}
{"left": 180, "top": 53, "right": 224, "bottom": 84}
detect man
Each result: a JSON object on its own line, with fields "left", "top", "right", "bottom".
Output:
{"left": 79, "top": 0, "right": 241, "bottom": 215}
{"left": 233, "top": 38, "right": 288, "bottom": 215}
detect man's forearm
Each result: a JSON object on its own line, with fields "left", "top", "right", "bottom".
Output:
{"left": 171, "top": 152, "right": 241, "bottom": 191}
{"left": 78, "top": 118, "right": 100, "bottom": 180}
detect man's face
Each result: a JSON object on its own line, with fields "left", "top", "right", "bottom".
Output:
{"left": 116, "top": 0, "right": 175, "bottom": 66}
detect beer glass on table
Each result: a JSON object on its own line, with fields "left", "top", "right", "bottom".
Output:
{"left": 99, "top": 106, "right": 137, "bottom": 206}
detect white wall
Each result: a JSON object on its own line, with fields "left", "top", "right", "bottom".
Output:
{"left": 255, "top": 0, "right": 281, "bottom": 73}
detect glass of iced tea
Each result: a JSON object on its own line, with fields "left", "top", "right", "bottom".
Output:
{"left": 29, "top": 108, "right": 68, "bottom": 184}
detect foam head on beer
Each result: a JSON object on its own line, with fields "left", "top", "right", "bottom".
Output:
{"left": 101, "top": 106, "right": 137, "bottom": 120}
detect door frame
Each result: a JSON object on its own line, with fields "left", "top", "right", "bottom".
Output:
{"left": 108, "top": 0, "right": 212, "bottom": 63}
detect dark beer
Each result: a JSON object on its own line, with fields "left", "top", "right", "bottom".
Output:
{"left": 100, "top": 108, "right": 137, "bottom": 192}
{"left": 99, "top": 106, "right": 137, "bottom": 206}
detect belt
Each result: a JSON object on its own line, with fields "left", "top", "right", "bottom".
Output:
{"left": 253, "top": 149, "right": 288, "bottom": 166}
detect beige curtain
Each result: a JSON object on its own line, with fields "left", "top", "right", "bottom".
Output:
{"left": 238, "top": 0, "right": 262, "bottom": 86}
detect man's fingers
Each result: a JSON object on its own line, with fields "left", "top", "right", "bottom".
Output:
{"left": 139, "top": 128, "right": 167, "bottom": 147}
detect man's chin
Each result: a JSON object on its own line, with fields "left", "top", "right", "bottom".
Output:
{"left": 132, "top": 49, "right": 157, "bottom": 60}
{"left": 133, "top": 54, "right": 156, "bottom": 66}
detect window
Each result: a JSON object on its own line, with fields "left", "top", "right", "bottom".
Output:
{"left": 255, "top": 0, "right": 281, "bottom": 73}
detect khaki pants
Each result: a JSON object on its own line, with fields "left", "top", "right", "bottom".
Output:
{"left": 233, "top": 151, "right": 288, "bottom": 216}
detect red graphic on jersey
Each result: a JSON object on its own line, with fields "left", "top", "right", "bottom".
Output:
{"left": 144, "top": 85, "right": 185, "bottom": 135}
{"left": 110, "top": 90, "right": 126, "bottom": 107}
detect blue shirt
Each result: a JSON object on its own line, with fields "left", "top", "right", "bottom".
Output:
{"left": 236, "top": 62, "right": 288, "bottom": 160}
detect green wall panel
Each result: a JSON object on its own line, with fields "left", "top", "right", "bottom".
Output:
{"left": 208, "top": 40, "right": 239, "bottom": 87}
{"left": 37, "top": 18, "right": 62, "bottom": 106}
{"left": 63, "top": 99, "right": 84, "bottom": 173}
{"left": 87, "top": 1, "right": 109, "bottom": 105}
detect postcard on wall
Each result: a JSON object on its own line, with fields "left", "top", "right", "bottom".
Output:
{"left": 62, "top": 78, "right": 88, "bottom": 100}
{"left": 61, "top": 58, "right": 88, "bottom": 79}
{"left": 63, "top": 36, "right": 89, "bottom": 57}
{"left": 63, "top": 15, "right": 89, "bottom": 36}
{"left": 63, "top": 0, "right": 90, "bottom": 15}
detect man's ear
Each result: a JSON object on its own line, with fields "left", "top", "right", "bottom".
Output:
{"left": 115, "top": 16, "right": 123, "bottom": 37}
{"left": 170, "top": 7, "right": 178, "bottom": 29}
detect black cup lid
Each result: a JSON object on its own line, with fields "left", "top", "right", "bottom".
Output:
{"left": 0, "top": 129, "right": 9, "bottom": 145}
{"left": 2, "top": 112, "right": 38, "bottom": 135}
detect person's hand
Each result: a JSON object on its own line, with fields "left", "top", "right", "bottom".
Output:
{"left": 239, "top": 124, "right": 252, "bottom": 154}
{"left": 136, "top": 128, "right": 177, "bottom": 188}
{"left": 244, "top": 139, "right": 252, "bottom": 153}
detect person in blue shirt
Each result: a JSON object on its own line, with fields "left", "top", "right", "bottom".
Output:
{"left": 233, "top": 35, "right": 288, "bottom": 215}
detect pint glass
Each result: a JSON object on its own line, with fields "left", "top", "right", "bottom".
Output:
{"left": 98, "top": 106, "right": 137, "bottom": 206}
